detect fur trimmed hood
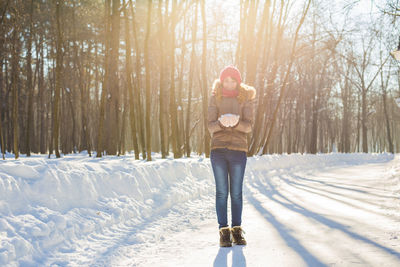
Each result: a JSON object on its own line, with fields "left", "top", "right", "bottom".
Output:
{"left": 211, "top": 79, "right": 256, "bottom": 102}
{"left": 239, "top": 83, "right": 257, "bottom": 100}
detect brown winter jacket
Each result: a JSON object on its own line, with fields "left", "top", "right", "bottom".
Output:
{"left": 207, "top": 80, "right": 257, "bottom": 153}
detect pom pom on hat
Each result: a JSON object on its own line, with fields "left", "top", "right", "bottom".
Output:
{"left": 219, "top": 65, "right": 242, "bottom": 84}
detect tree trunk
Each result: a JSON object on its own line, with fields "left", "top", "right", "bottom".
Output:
{"left": 361, "top": 89, "right": 368, "bottom": 153}
{"left": 243, "top": 0, "right": 259, "bottom": 84}
{"left": 118, "top": 76, "right": 128, "bottom": 156}
{"left": 185, "top": 1, "right": 198, "bottom": 157}
{"left": 169, "top": 0, "right": 181, "bottom": 158}
{"left": 177, "top": 16, "right": 188, "bottom": 156}
{"left": 381, "top": 68, "right": 393, "bottom": 153}
{"left": 341, "top": 61, "right": 351, "bottom": 153}
{"left": 124, "top": 0, "right": 139, "bottom": 159}
{"left": 200, "top": 0, "right": 210, "bottom": 157}
{"left": 52, "top": 0, "right": 63, "bottom": 158}
{"left": 309, "top": 14, "right": 317, "bottom": 154}
{"left": 356, "top": 93, "right": 361, "bottom": 152}
{"left": 236, "top": 0, "right": 249, "bottom": 71}
{"left": 0, "top": 57, "right": 4, "bottom": 159}
{"left": 84, "top": 44, "right": 92, "bottom": 157}
{"left": 144, "top": 0, "right": 153, "bottom": 161}
{"left": 0, "top": 108, "right": 3, "bottom": 159}
{"left": 96, "top": 0, "right": 111, "bottom": 157}
{"left": 11, "top": 17, "right": 20, "bottom": 159}
{"left": 38, "top": 35, "right": 46, "bottom": 154}
{"left": 25, "top": 0, "right": 34, "bottom": 157}
{"left": 105, "top": 0, "right": 121, "bottom": 155}
{"left": 72, "top": 14, "right": 90, "bottom": 155}
{"left": 158, "top": 0, "right": 167, "bottom": 158}
{"left": 130, "top": 0, "right": 146, "bottom": 159}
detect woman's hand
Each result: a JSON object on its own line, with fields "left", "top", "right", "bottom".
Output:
{"left": 218, "top": 114, "right": 240, "bottom": 127}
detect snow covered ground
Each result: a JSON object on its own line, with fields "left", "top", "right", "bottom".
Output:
{"left": 1, "top": 152, "right": 399, "bottom": 266}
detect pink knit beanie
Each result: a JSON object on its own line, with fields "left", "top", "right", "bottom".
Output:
{"left": 219, "top": 65, "right": 242, "bottom": 84}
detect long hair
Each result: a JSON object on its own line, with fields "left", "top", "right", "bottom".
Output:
{"left": 211, "top": 79, "right": 247, "bottom": 104}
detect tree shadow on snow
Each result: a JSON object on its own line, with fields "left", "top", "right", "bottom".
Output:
{"left": 213, "top": 246, "right": 246, "bottom": 267}
{"left": 278, "top": 173, "right": 394, "bottom": 218}
{"left": 245, "top": 186, "right": 326, "bottom": 266}
{"left": 245, "top": 173, "right": 400, "bottom": 265}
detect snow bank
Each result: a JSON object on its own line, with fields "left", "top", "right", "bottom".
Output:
{"left": 0, "top": 153, "right": 214, "bottom": 266}
{"left": 0, "top": 152, "right": 395, "bottom": 266}
{"left": 251, "top": 152, "right": 394, "bottom": 173}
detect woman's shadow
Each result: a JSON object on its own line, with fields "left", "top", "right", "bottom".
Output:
{"left": 213, "top": 246, "right": 246, "bottom": 267}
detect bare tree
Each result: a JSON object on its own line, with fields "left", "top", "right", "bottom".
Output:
{"left": 11, "top": 5, "right": 21, "bottom": 159}
{"left": 158, "top": 0, "right": 167, "bottom": 158}
{"left": 185, "top": 1, "right": 198, "bottom": 157}
{"left": 262, "top": 0, "right": 312, "bottom": 154}
{"left": 123, "top": 0, "right": 140, "bottom": 159}
{"left": 96, "top": 0, "right": 111, "bottom": 158}
{"left": 130, "top": 0, "right": 146, "bottom": 159}
{"left": 25, "top": 0, "right": 34, "bottom": 156}
{"left": 347, "top": 34, "right": 389, "bottom": 153}
{"left": 144, "top": 0, "right": 152, "bottom": 161}
{"left": 200, "top": 0, "right": 210, "bottom": 157}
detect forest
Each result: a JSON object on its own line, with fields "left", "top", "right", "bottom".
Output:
{"left": 1, "top": 0, "right": 400, "bottom": 160}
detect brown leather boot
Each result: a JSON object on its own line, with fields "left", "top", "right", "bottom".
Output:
{"left": 231, "top": 226, "right": 247, "bottom": 245}
{"left": 219, "top": 226, "right": 232, "bottom": 247}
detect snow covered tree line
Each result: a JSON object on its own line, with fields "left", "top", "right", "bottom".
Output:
{"left": 0, "top": 0, "right": 399, "bottom": 160}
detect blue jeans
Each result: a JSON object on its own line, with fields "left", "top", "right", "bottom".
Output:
{"left": 210, "top": 148, "right": 247, "bottom": 229}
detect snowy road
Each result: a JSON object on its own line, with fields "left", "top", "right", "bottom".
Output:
{"left": 1, "top": 153, "right": 400, "bottom": 266}
{"left": 98, "top": 157, "right": 400, "bottom": 266}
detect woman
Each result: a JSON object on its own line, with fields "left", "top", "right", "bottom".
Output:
{"left": 207, "top": 65, "right": 256, "bottom": 247}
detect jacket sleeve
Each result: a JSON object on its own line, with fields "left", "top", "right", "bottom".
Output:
{"left": 207, "top": 95, "right": 224, "bottom": 135}
{"left": 233, "top": 98, "right": 256, "bottom": 134}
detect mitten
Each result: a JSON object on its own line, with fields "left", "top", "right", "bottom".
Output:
{"left": 219, "top": 114, "right": 240, "bottom": 127}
